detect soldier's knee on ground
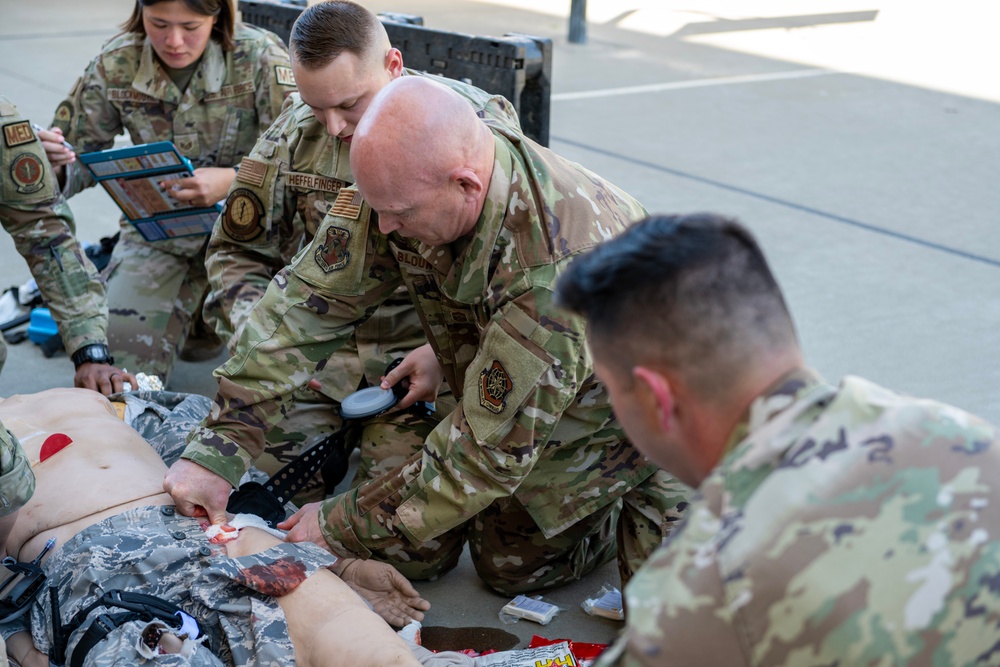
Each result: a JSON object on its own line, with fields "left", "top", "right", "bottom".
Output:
{"left": 468, "top": 499, "right": 619, "bottom": 595}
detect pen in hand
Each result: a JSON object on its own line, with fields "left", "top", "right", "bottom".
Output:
{"left": 31, "top": 123, "right": 74, "bottom": 152}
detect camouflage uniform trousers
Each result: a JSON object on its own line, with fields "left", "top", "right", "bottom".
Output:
{"left": 13, "top": 505, "right": 338, "bottom": 667}
{"left": 104, "top": 226, "right": 211, "bottom": 385}
{"left": 378, "top": 469, "right": 689, "bottom": 596}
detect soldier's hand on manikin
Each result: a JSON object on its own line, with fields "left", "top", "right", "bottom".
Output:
{"left": 74, "top": 363, "right": 136, "bottom": 397}
{"left": 163, "top": 459, "right": 232, "bottom": 525}
{"left": 278, "top": 502, "right": 328, "bottom": 550}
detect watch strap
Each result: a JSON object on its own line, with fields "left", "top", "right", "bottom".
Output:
{"left": 71, "top": 344, "right": 114, "bottom": 369}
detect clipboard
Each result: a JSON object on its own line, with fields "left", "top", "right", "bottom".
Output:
{"left": 79, "top": 142, "right": 221, "bottom": 242}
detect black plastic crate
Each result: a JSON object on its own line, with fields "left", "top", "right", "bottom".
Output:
{"left": 238, "top": 0, "right": 551, "bottom": 145}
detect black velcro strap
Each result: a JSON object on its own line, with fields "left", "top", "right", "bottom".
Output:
{"left": 69, "top": 611, "right": 142, "bottom": 667}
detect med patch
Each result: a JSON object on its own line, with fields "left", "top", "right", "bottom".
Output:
{"left": 275, "top": 65, "right": 295, "bottom": 87}
{"left": 222, "top": 188, "right": 265, "bottom": 241}
{"left": 3, "top": 121, "right": 34, "bottom": 148}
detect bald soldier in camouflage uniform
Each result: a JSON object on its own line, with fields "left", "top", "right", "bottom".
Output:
{"left": 166, "top": 77, "right": 689, "bottom": 593}
{"left": 46, "top": 6, "right": 296, "bottom": 384}
{"left": 0, "top": 94, "right": 132, "bottom": 395}
{"left": 553, "top": 214, "right": 1000, "bottom": 666}
{"left": 202, "top": 1, "right": 523, "bottom": 502}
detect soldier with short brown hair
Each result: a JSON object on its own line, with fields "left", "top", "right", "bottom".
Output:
{"left": 555, "top": 213, "right": 1000, "bottom": 666}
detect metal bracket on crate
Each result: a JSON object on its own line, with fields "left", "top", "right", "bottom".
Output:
{"left": 237, "top": 0, "right": 552, "bottom": 145}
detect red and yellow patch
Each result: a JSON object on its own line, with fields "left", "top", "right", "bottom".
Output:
{"left": 3, "top": 121, "right": 34, "bottom": 148}
{"left": 479, "top": 360, "right": 513, "bottom": 414}
{"left": 222, "top": 188, "right": 265, "bottom": 241}
{"left": 314, "top": 225, "right": 351, "bottom": 272}
{"left": 10, "top": 152, "right": 45, "bottom": 194}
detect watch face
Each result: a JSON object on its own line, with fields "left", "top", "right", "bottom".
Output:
{"left": 74, "top": 345, "right": 111, "bottom": 367}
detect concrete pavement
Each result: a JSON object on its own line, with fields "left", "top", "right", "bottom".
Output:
{"left": 1, "top": 0, "right": 998, "bottom": 654}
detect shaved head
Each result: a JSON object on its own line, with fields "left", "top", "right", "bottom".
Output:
{"left": 350, "top": 77, "right": 496, "bottom": 245}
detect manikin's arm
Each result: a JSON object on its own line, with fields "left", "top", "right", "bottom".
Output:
{"left": 228, "top": 527, "right": 421, "bottom": 667}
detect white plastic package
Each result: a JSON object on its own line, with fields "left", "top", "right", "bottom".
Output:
{"left": 581, "top": 584, "right": 624, "bottom": 621}
{"left": 499, "top": 594, "right": 560, "bottom": 625}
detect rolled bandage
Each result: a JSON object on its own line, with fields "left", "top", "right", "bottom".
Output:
{"left": 202, "top": 513, "right": 286, "bottom": 544}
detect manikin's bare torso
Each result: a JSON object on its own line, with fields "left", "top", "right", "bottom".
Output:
{"left": 0, "top": 388, "right": 171, "bottom": 561}
{"left": 0, "top": 388, "right": 420, "bottom": 667}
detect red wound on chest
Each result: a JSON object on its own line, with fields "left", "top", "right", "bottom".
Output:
{"left": 39, "top": 433, "right": 73, "bottom": 462}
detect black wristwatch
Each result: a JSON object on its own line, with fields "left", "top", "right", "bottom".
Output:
{"left": 71, "top": 343, "right": 114, "bottom": 369}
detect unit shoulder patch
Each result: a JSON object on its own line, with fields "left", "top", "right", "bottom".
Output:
{"left": 222, "top": 188, "right": 265, "bottom": 241}
{"left": 3, "top": 121, "right": 35, "bottom": 148}
{"left": 314, "top": 225, "right": 352, "bottom": 272}
{"left": 10, "top": 153, "right": 45, "bottom": 194}
{"left": 479, "top": 360, "right": 514, "bottom": 414}
{"left": 54, "top": 101, "right": 73, "bottom": 123}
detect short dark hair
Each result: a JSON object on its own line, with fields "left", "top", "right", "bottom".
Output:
{"left": 289, "top": 0, "right": 383, "bottom": 70}
{"left": 555, "top": 213, "right": 798, "bottom": 398}
{"left": 121, "top": 0, "right": 236, "bottom": 51}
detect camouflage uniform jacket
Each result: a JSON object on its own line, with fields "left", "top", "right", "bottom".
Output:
{"left": 0, "top": 95, "right": 109, "bottom": 355}
{"left": 597, "top": 369, "right": 1000, "bottom": 666}
{"left": 182, "top": 121, "right": 659, "bottom": 554}
{"left": 7, "top": 506, "right": 338, "bottom": 666}
{"left": 203, "top": 72, "right": 520, "bottom": 394}
{"left": 0, "top": 418, "right": 34, "bottom": 519}
{"left": 51, "top": 24, "right": 295, "bottom": 258}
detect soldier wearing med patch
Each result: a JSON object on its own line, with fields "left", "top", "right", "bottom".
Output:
{"left": 0, "top": 94, "right": 112, "bottom": 384}
{"left": 177, "top": 79, "right": 690, "bottom": 593}
{"left": 199, "top": 72, "right": 522, "bottom": 504}
{"left": 48, "top": 11, "right": 296, "bottom": 384}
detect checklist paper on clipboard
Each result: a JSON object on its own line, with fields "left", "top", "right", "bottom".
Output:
{"left": 79, "top": 142, "right": 221, "bottom": 241}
